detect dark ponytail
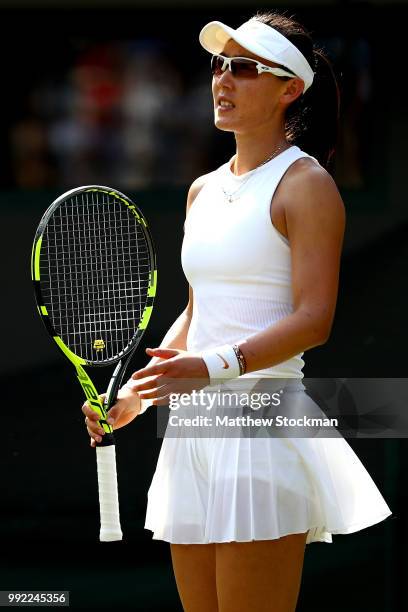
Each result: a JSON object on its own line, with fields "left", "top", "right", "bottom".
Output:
{"left": 254, "top": 10, "right": 340, "bottom": 171}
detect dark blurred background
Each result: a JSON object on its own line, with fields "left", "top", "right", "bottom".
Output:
{"left": 0, "top": 0, "right": 406, "bottom": 610}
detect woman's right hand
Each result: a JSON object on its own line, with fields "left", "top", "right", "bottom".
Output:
{"left": 82, "top": 384, "right": 142, "bottom": 448}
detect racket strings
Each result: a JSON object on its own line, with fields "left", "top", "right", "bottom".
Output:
{"left": 40, "top": 191, "right": 151, "bottom": 362}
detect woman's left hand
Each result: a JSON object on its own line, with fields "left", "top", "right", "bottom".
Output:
{"left": 129, "top": 347, "right": 210, "bottom": 405}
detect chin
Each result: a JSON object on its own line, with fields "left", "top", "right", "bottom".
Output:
{"left": 214, "top": 116, "right": 236, "bottom": 132}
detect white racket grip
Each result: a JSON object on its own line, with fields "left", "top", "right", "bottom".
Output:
{"left": 96, "top": 445, "right": 123, "bottom": 542}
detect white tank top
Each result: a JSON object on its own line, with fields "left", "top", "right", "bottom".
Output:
{"left": 181, "top": 145, "right": 320, "bottom": 378}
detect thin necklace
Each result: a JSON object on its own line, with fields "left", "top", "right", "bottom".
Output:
{"left": 222, "top": 142, "right": 290, "bottom": 203}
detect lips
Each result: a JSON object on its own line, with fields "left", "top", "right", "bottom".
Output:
{"left": 217, "top": 96, "right": 235, "bottom": 110}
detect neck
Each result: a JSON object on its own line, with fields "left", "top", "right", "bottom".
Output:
{"left": 232, "top": 129, "right": 290, "bottom": 176}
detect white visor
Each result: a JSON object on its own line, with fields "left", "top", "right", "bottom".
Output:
{"left": 199, "top": 18, "right": 315, "bottom": 94}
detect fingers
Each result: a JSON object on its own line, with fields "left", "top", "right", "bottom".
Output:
{"left": 132, "top": 353, "right": 178, "bottom": 380}
{"left": 82, "top": 387, "right": 143, "bottom": 446}
{"left": 146, "top": 347, "right": 180, "bottom": 358}
{"left": 132, "top": 363, "right": 167, "bottom": 380}
{"left": 131, "top": 347, "right": 183, "bottom": 380}
{"left": 105, "top": 405, "right": 121, "bottom": 427}
{"left": 152, "top": 396, "right": 172, "bottom": 406}
{"left": 131, "top": 377, "right": 162, "bottom": 393}
{"left": 138, "top": 385, "right": 171, "bottom": 401}
{"left": 84, "top": 414, "right": 105, "bottom": 444}
{"left": 82, "top": 399, "right": 106, "bottom": 445}
{"left": 81, "top": 401, "right": 100, "bottom": 421}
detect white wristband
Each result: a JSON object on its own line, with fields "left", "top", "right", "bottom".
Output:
{"left": 201, "top": 344, "right": 241, "bottom": 384}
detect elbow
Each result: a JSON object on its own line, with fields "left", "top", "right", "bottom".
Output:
{"left": 315, "top": 330, "right": 330, "bottom": 346}
{"left": 312, "top": 321, "right": 333, "bottom": 346}
{"left": 306, "top": 329, "right": 328, "bottom": 349}
{"left": 301, "top": 311, "right": 333, "bottom": 347}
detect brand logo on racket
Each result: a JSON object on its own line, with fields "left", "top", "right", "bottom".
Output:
{"left": 77, "top": 366, "right": 107, "bottom": 419}
{"left": 93, "top": 339, "right": 105, "bottom": 352}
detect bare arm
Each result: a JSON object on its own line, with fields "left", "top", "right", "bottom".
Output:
{"left": 238, "top": 163, "right": 346, "bottom": 373}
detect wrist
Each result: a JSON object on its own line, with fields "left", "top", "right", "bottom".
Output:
{"left": 200, "top": 344, "right": 246, "bottom": 384}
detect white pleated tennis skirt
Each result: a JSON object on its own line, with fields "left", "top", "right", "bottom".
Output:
{"left": 144, "top": 380, "right": 392, "bottom": 545}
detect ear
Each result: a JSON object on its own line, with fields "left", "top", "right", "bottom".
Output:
{"left": 279, "top": 78, "right": 304, "bottom": 105}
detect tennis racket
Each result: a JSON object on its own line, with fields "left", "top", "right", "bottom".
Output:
{"left": 31, "top": 185, "right": 157, "bottom": 542}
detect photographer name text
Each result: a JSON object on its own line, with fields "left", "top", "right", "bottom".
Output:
{"left": 168, "top": 415, "right": 338, "bottom": 428}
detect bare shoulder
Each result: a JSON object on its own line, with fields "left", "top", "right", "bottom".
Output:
{"left": 281, "top": 157, "right": 346, "bottom": 223}
{"left": 186, "top": 170, "right": 217, "bottom": 215}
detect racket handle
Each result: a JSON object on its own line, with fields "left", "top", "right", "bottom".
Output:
{"left": 96, "top": 445, "right": 123, "bottom": 542}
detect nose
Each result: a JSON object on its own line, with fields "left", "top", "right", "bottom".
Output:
{"left": 214, "top": 65, "right": 234, "bottom": 88}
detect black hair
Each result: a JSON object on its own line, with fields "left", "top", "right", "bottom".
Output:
{"left": 254, "top": 10, "right": 340, "bottom": 171}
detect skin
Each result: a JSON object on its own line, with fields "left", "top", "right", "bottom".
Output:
{"left": 82, "top": 35, "right": 345, "bottom": 611}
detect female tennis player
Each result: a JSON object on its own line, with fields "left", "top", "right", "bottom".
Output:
{"left": 83, "top": 10, "right": 392, "bottom": 612}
